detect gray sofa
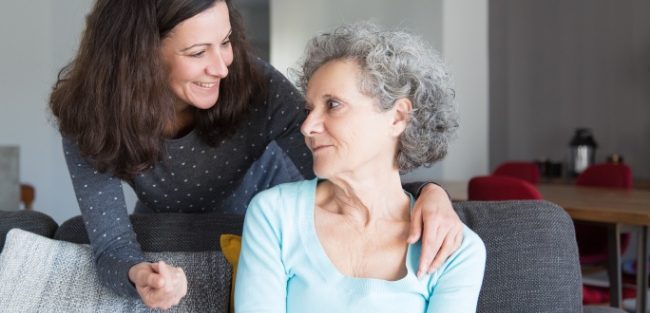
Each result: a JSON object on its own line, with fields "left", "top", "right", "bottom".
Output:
{"left": 0, "top": 201, "right": 626, "bottom": 313}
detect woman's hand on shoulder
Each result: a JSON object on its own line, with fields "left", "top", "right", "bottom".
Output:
{"left": 408, "top": 183, "right": 463, "bottom": 278}
{"left": 128, "top": 261, "right": 188, "bottom": 310}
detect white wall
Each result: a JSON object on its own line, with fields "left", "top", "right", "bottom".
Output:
{"left": 1, "top": 1, "right": 69, "bottom": 223}
{"left": 438, "top": 0, "right": 489, "bottom": 179}
{"left": 0, "top": 2, "right": 54, "bottom": 214}
{"left": 0, "top": 0, "right": 488, "bottom": 223}
{"left": 0, "top": 1, "right": 139, "bottom": 223}
{"left": 489, "top": 0, "right": 650, "bottom": 179}
{"left": 270, "top": 0, "right": 488, "bottom": 182}
{"left": 270, "top": 0, "right": 444, "bottom": 73}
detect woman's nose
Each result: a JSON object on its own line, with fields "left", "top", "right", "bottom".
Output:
{"left": 206, "top": 52, "right": 228, "bottom": 78}
{"left": 300, "top": 110, "right": 324, "bottom": 137}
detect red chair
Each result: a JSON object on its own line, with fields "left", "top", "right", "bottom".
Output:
{"left": 493, "top": 161, "right": 540, "bottom": 184}
{"left": 575, "top": 163, "right": 632, "bottom": 264}
{"left": 468, "top": 175, "right": 542, "bottom": 201}
{"left": 576, "top": 163, "right": 632, "bottom": 189}
{"left": 575, "top": 163, "right": 633, "bottom": 304}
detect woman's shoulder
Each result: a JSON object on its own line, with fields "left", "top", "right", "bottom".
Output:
{"left": 251, "top": 57, "right": 287, "bottom": 81}
{"left": 244, "top": 179, "right": 317, "bottom": 230}
{"left": 249, "top": 179, "right": 316, "bottom": 206}
{"left": 453, "top": 225, "right": 487, "bottom": 263}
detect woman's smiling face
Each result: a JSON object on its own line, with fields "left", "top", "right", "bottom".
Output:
{"left": 161, "top": 1, "right": 233, "bottom": 112}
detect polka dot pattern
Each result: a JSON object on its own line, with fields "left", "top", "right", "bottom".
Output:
{"left": 60, "top": 60, "right": 314, "bottom": 297}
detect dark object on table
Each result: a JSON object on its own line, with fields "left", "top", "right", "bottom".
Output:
{"left": 535, "top": 159, "right": 563, "bottom": 178}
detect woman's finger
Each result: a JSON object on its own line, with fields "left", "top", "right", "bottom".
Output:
{"left": 427, "top": 229, "right": 453, "bottom": 274}
{"left": 429, "top": 223, "right": 464, "bottom": 272}
{"left": 407, "top": 204, "right": 423, "bottom": 244}
{"left": 146, "top": 272, "right": 165, "bottom": 289}
{"left": 418, "top": 219, "right": 443, "bottom": 277}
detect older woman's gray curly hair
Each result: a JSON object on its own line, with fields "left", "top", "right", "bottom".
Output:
{"left": 294, "top": 22, "right": 459, "bottom": 172}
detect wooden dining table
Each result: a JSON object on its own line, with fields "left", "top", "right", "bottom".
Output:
{"left": 440, "top": 181, "right": 650, "bottom": 313}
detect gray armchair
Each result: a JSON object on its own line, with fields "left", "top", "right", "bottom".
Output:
{"left": 454, "top": 200, "right": 625, "bottom": 313}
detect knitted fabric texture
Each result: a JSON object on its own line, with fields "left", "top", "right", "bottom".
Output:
{"left": 0, "top": 229, "right": 230, "bottom": 313}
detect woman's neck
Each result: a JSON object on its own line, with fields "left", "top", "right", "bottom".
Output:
{"left": 318, "top": 171, "right": 410, "bottom": 227}
{"left": 165, "top": 106, "right": 195, "bottom": 139}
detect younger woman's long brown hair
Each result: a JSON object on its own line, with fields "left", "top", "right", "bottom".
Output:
{"left": 50, "top": 0, "right": 265, "bottom": 180}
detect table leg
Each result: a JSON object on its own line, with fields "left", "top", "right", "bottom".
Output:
{"left": 637, "top": 226, "right": 648, "bottom": 313}
{"left": 608, "top": 223, "right": 622, "bottom": 307}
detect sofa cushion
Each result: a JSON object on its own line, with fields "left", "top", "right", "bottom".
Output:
{"left": 0, "top": 210, "right": 57, "bottom": 251}
{"left": 220, "top": 234, "right": 242, "bottom": 313}
{"left": 454, "top": 200, "right": 582, "bottom": 313}
{"left": 55, "top": 212, "right": 245, "bottom": 251}
{"left": 0, "top": 229, "right": 230, "bottom": 313}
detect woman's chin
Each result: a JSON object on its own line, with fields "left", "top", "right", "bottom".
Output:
{"left": 189, "top": 98, "right": 218, "bottom": 110}
{"left": 313, "top": 168, "right": 330, "bottom": 180}
{"left": 186, "top": 89, "right": 220, "bottom": 110}
{"left": 313, "top": 166, "right": 340, "bottom": 180}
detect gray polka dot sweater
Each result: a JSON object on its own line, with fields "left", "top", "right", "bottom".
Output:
{"left": 62, "top": 61, "right": 314, "bottom": 298}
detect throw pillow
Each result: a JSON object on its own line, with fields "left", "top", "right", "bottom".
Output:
{"left": 220, "top": 234, "right": 242, "bottom": 313}
{"left": 0, "top": 228, "right": 231, "bottom": 313}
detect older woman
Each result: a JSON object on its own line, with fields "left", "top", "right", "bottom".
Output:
{"left": 235, "top": 22, "right": 485, "bottom": 313}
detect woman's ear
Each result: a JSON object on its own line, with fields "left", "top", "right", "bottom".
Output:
{"left": 390, "top": 98, "right": 413, "bottom": 136}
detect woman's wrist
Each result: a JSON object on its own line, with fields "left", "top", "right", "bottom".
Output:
{"left": 128, "top": 261, "right": 150, "bottom": 284}
{"left": 417, "top": 182, "right": 450, "bottom": 199}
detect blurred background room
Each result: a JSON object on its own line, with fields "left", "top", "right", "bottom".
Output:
{"left": 1, "top": 0, "right": 650, "bottom": 311}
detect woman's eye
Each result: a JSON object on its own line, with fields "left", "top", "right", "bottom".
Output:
{"left": 222, "top": 39, "right": 231, "bottom": 47}
{"left": 327, "top": 100, "right": 340, "bottom": 110}
{"left": 189, "top": 50, "right": 206, "bottom": 57}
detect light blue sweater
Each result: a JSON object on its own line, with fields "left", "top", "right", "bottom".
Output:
{"left": 235, "top": 179, "right": 486, "bottom": 313}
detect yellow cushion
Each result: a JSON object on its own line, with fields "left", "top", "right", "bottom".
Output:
{"left": 220, "top": 234, "right": 242, "bottom": 313}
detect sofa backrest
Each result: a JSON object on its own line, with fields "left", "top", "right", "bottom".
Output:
{"left": 32, "top": 200, "right": 582, "bottom": 312}
{"left": 0, "top": 210, "right": 57, "bottom": 251}
{"left": 454, "top": 200, "right": 582, "bottom": 313}
{"left": 48, "top": 212, "right": 246, "bottom": 312}
{"left": 55, "top": 212, "right": 244, "bottom": 251}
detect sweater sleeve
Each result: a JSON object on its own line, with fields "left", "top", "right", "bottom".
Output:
{"left": 260, "top": 62, "right": 314, "bottom": 180}
{"left": 62, "top": 137, "right": 147, "bottom": 298}
{"left": 425, "top": 226, "right": 486, "bottom": 313}
{"left": 402, "top": 181, "right": 451, "bottom": 199}
{"left": 235, "top": 188, "right": 287, "bottom": 313}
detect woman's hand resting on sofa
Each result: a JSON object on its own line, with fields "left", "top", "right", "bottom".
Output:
{"left": 129, "top": 261, "right": 188, "bottom": 310}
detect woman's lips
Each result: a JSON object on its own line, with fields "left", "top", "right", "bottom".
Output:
{"left": 311, "top": 145, "right": 333, "bottom": 153}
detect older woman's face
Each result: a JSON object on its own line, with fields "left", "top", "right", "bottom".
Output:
{"left": 301, "top": 59, "right": 401, "bottom": 179}
{"left": 161, "top": 1, "right": 233, "bottom": 113}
